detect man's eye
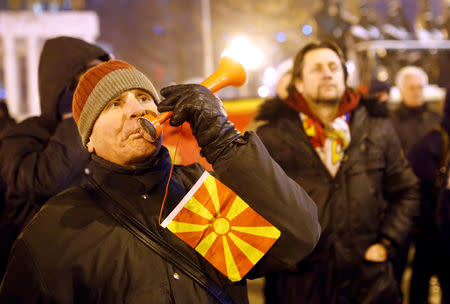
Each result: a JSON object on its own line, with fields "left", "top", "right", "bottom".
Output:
{"left": 139, "top": 96, "right": 150, "bottom": 102}
{"left": 330, "top": 65, "right": 339, "bottom": 72}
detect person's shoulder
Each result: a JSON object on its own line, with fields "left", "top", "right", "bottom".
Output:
{"left": 425, "top": 107, "right": 442, "bottom": 120}
{"left": 357, "top": 96, "right": 390, "bottom": 118}
{"left": 0, "top": 116, "right": 57, "bottom": 139}
{"left": 21, "top": 186, "right": 109, "bottom": 241}
{"left": 173, "top": 163, "right": 206, "bottom": 187}
{"left": 254, "top": 96, "right": 293, "bottom": 122}
{"left": 412, "top": 125, "right": 447, "bottom": 152}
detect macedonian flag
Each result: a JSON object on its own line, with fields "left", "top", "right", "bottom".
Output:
{"left": 161, "top": 171, "right": 281, "bottom": 281}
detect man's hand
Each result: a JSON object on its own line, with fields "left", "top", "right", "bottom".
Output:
{"left": 364, "top": 243, "right": 388, "bottom": 262}
{"left": 158, "top": 84, "right": 241, "bottom": 164}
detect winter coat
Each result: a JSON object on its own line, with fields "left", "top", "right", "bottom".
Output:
{"left": 407, "top": 86, "right": 450, "bottom": 274}
{"left": 391, "top": 103, "right": 441, "bottom": 154}
{"left": 0, "top": 101, "right": 15, "bottom": 278}
{"left": 436, "top": 163, "right": 450, "bottom": 255}
{"left": 255, "top": 96, "right": 419, "bottom": 304}
{"left": 0, "top": 37, "right": 109, "bottom": 230}
{"left": 0, "top": 132, "right": 321, "bottom": 304}
{"left": 0, "top": 37, "right": 110, "bottom": 278}
{"left": 436, "top": 88, "right": 450, "bottom": 255}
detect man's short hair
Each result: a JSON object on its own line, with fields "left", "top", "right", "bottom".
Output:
{"left": 288, "top": 40, "right": 348, "bottom": 95}
{"left": 395, "top": 66, "right": 428, "bottom": 88}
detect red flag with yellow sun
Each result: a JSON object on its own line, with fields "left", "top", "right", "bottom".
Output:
{"left": 161, "top": 171, "right": 281, "bottom": 282}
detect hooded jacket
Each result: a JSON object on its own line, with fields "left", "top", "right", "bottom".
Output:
{"left": 0, "top": 37, "right": 110, "bottom": 277}
{"left": 255, "top": 95, "right": 419, "bottom": 304}
{"left": 38, "top": 36, "right": 110, "bottom": 121}
{"left": 0, "top": 133, "right": 321, "bottom": 303}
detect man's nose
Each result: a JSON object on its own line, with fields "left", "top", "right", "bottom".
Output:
{"left": 322, "top": 67, "right": 333, "bottom": 78}
{"left": 127, "top": 98, "right": 147, "bottom": 119}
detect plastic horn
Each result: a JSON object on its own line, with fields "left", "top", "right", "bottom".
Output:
{"left": 138, "top": 56, "right": 247, "bottom": 141}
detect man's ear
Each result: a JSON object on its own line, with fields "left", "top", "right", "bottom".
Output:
{"left": 294, "top": 78, "right": 304, "bottom": 94}
{"left": 86, "top": 139, "right": 95, "bottom": 153}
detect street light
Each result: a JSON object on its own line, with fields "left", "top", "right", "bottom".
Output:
{"left": 221, "top": 35, "right": 264, "bottom": 71}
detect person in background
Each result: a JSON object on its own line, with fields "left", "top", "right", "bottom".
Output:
{"left": 0, "top": 59, "right": 320, "bottom": 303}
{"left": 0, "top": 36, "right": 110, "bottom": 279}
{"left": 0, "top": 100, "right": 15, "bottom": 132}
{"left": 254, "top": 40, "right": 419, "bottom": 304}
{"left": 389, "top": 66, "right": 441, "bottom": 292}
{"left": 391, "top": 66, "right": 441, "bottom": 154}
{"left": 368, "top": 79, "right": 391, "bottom": 103}
{"left": 408, "top": 84, "right": 450, "bottom": 304}
{"left": 436, "top": 163, "right": 450, "bottom": 304}
{"left": 0, "top": 99, "right": 15, "bottom": 278}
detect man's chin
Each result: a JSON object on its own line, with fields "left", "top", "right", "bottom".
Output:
{"left": 316, "top": 97, "right": 340, "bottom": 105}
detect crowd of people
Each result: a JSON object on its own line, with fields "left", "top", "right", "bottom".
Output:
{"left": 0, "top": 35, "right": 447, "bottom": 304}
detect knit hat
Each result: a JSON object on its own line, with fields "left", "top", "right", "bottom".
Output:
{"left": 72, "top": 60, "right": 160, "bottom": 146}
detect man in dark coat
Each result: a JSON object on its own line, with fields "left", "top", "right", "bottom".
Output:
{"left": 0, "top": 59, "right": 320, "bottom": 303}
{"left": 389, "top": 65, "right": 441, "bottom": 292}
{"left": 408, "top": 85, "right": 450, "bottom": 304}
{"left": 255, "top": 41, "right": 420, "bottom": 304}
{"left": 436, "top": 163, "right": 450, "bottom": 304}
{"left": 0, "top": 37, "right": 110, "bottom": 278}
{"left": 391, "top": 66, "right": 441, "bottom": 154}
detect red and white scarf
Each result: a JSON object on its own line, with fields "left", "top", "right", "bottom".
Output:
{"left": 286, "top": 90, "right": 360, "bottom": 176}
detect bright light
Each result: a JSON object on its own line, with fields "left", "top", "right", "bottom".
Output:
{"left": 258, "top": 86, "right": 270, "bottom": 98}
{"left": 263, "top": 67, "right": 277, "bottom": 85}
{"left": 377, "top": 66, "right": 389, "bottom": 82}
{"left": 153, "top": 25, "right": 164, "bottom": 35}
{"left": 221, "top": 36, "right": 264, "bottom": 70}
{"left": 302, "top": 25, "right": 313, "bottom": 35}
{"left": 345, "top": 60, "right": 356, "bottom": 74}
{"left": 276, "top": 32, "right": 287, "bottom": 43}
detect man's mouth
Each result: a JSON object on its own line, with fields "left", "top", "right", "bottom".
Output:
{"left": 129, "top": 132, "right": 144, "bottom": 139}
{"left": 321, "top": 84, "right": 336, "bottom": 89}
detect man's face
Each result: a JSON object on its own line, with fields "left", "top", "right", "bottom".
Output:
{"left": 87, "top": 89, "right": 160, "bottom": 167}
{"left": 294, "top": 48, "right": 346, "bottom": 105}
{"left": 399, "top": 74, "right": 425, "bottom": 107}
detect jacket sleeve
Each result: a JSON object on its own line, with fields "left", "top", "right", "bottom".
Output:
{"left": 0, "top": 117, "right": 89, "bottom": 208}
{"left": 211, "top": 131, "right": 321, "bottom": 278}
{"left": 0, "top": 239, "right": 54, "bottom": 304}
{"left": 379, "top": 120, "right": 420, "bottom": 247}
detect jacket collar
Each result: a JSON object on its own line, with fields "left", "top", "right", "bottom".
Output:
{"left": 396, "top": 103, "right": 427, "bottom": 117}
{"left": 88, "top": 146, "right": 172, "bottom": 195}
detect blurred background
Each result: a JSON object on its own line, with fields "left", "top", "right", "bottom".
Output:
{"left": 1, "top": 0, "right": 449, "bottom": 121}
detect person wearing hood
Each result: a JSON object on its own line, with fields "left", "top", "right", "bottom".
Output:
{"left": 0, "top": 36, "right": 110, "bottom": 278}
{"left": 408, "top": 85, "right": 450, "bottom": 304}
{"left": 0, "top": 59, "right": 320, "bottom": 303}
{"left": 391, "top": 66, "right": 441, "bottom": 154}
{"left": 254, "top": 40, "right": 419, "bottom": 303}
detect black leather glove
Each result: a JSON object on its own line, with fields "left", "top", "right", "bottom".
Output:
{"left": 158, "top": 84, "right": 241, "bottom": 164}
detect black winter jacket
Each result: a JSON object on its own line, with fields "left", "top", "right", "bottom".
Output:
{"left": 0, "top": 133, "right": 320, "bottom": 303}
{"left": 391, "top": 103, "right": 441, "bottom": 154}
{"left": 255, "top": 96, "right": 419, "bottom": 303}
{"left": 0, "top": 36, "right": 110, "bottom": 279}
{"left": 0, "top": 37, "right": 109, "bottom": 230}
